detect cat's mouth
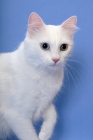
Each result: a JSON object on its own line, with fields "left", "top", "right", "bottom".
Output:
{"left": 51, "top": 63, "right": 56, "bottom": 66}
{"left": 47, "top": 62, "right": 61, "bottom": 68}
{"left": 48, "top": 63, "right": 57, "bottom": 67}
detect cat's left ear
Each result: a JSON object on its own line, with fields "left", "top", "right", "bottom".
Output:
{"left": 28, "top": 12, "right": 45, "bottom": 36}
{"left": 61, "top": 16, "right": 78, "bottom": 37}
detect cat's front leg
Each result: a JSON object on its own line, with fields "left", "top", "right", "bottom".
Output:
{"left": 39, "top": 104, "right": 57, "bottom": 140}
{"left": 4, "top": 109, "right": 39, "bottom": 140}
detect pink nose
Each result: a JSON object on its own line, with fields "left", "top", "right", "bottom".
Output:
{"left": 52, "top": 58, "right": 60, "bottom": 63}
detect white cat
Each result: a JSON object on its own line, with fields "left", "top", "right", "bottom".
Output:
{"left": 0, "top": 12, "right": 77, "bottom": 140}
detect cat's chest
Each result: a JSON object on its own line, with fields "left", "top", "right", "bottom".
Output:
{"left": 23, "top": 69, "right": 62, "bottom": 93}
{"left": 29, "top": 73, "right": 62, "bottom": 120}
{"left": 29, "top": 72, "right": 62, "bottom": 98}
{"left": 14, "top": 70, "right": 63, "bottom": 119}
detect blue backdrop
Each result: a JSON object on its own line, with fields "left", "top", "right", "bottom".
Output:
{"left": 0, "top": 1, "right": 93, "bottom": 140}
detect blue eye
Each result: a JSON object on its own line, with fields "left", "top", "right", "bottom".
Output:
{"left": 40, "top": 43, "right": 50, "bottom": 50}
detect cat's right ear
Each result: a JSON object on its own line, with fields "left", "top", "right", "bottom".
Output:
{"left": 61, "top": 16, "right": 78, "bottom": 38}
{"left": 28, "top": 12, "right": 45, "bottom": 36}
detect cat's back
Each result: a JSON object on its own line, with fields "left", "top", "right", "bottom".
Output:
{"left": 0, "top": 52, "right": 11, "bottom": 65}
{"left": 0, "top": 51, "right": 17, "bottom": 72}
{"left": 0, "top": 53, "right": 13, "bottom": 138}
{"left": 0, "top": 51, "right": 18, "bottom": 93}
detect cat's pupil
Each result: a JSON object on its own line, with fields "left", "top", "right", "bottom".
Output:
{"left": 60, "top": 44, "right": 68, "bottom": 51}
{"left": 43, "top": 43, "right": 48, "bottom": 49}
{"left": 62, "top": 44, "right": 66, "bottom": 49}
{"left": 43, "top": 43, "right": 47, "bottom": 49}
{"left": 41, "top": 43, "right": 50, "bottom": 50}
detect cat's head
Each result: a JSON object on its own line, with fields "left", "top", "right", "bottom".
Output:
{"left": 24, "top": 12, "right": 78, "bottom": 71}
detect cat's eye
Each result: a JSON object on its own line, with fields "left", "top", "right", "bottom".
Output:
{"left": 40, "top": 43, "right": 50, "bottom": 51}
{"left": 60, "top": 44, "right": 68, "bottom": 51}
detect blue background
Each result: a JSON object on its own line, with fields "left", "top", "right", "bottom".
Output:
{"left": 0, "top": 1, "right": 93, "bottom": 140}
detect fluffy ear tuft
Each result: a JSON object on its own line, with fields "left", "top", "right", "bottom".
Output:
{"left": 28, "top": 12, "right": 44, "bottom": 36}
{"left": 61, "top": 16, "right": 78, "bottom": 37}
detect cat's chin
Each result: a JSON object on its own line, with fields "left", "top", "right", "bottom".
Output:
{"left": 46, "top": 63, "right": 62, "bottom": 71}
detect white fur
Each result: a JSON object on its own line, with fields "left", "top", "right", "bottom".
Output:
{"left": 0, "top": 13, "right": 77, "bottom": 140}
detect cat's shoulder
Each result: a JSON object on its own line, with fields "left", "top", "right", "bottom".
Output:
{"left": 0, "top": 52, "right": 11, "bottom": 62}
{"left": 0, "top": 52, "right": 15, "bottom": 72}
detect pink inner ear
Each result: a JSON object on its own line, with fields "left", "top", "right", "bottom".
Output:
{"left": 62, "top": 16, "right": 77, "bottom": 30}
{"left": 28, "top": 12, "right": 44, "bottom": 32}
{"left": 61, "top": 16, "right": 77, "bottom": 37}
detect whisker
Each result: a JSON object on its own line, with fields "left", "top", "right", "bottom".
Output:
{"left": 64, "top": 66, "right": 71, "bottom": 96}
{"left": 65, "top": 63, "right": 84, "bottom": 82}
{"left": 66, "top": 58, "right": 85, "bottom": 68}
{"left": 64, "top": 65, "right": 78, "bottom": 93}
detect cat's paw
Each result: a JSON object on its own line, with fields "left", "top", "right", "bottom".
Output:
{"left": 39, "top": 130, "right": 51, "bottom": 140}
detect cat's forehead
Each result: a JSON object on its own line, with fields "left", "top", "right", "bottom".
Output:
{"left": 46, "top": 25, "right": 61, "bottom": 35}
{"left": 45, "top": 25, "right": 62, "bottom": 45}
{"left": 30, "top": 24, "right": 73, "bottom": 47}
{"left": 43, "top": 25, "right": 71, "bottom": 45}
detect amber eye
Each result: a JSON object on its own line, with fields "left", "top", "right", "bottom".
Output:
{"left": 40, "top": 43, "right": 50, "bottom": 51}
{"left": 60, "top": 44, "right": 68, "bottom": 51}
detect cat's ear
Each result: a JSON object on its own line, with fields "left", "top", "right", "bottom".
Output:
{"left": 61, "top": 16, "right": 78, "bottom": 37}
{"left": 28, "top": 12, "right": 45, "bottom": 36}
